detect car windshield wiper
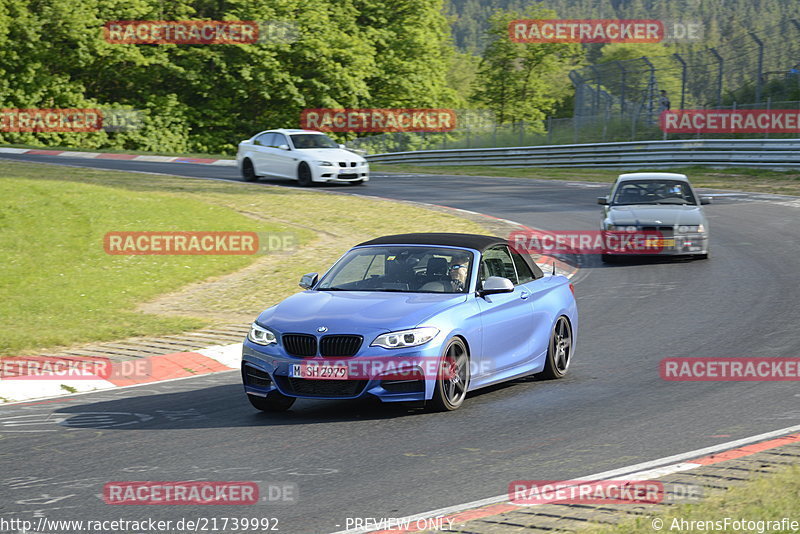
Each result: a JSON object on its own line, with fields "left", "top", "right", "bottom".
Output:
{"left": 317, "top": 287, "right": 350, "bottom": 291}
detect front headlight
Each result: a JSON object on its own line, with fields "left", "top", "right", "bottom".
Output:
{"left": 677, "top": 225, "right": 705, "bottom": 233}
{"left": 371, "top": 327, "right": 439, "bottom": 349}
{"left": 315, "top": 160, "right": 334, "bottom": 167}
{"left": 248, "top": 323, "right": 277, "bottom": 345}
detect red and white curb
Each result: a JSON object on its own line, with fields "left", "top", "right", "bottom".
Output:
{"left": 329, "top": 424, "right": 800, "bottom": 534}
{"left": 0, "top": 147, "right": 236, "bottom": 166}
{"left": 0, "top": 343, "right": 242, "bottom": 404}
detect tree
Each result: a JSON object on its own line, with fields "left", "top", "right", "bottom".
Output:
{"left": 471, "top": 7, "right": 584, "bottom": 126}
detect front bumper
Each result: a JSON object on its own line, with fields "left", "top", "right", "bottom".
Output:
{"left": 603, "top": 232, "right": 709, "bottom": 256}
{"left": 241, "top": 340, "right": 442, "bottom": 403}
{"left": 313, "top": 164, "right": 369, "bottom": 183}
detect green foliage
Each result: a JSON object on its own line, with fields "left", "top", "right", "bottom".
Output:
{"left": 471, "top": 6, "right": 584, "bottom": 125}
{"left": 0, "top": 0, "right": 457, "bottom": 153}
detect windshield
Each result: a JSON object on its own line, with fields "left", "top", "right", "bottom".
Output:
{"left": 612, "top": 180, "right": 698, "bottom": 206}
{"left": 290, "top": 134, "right": 339, "bottom": 149}
{"left": 317, "top": 246, "right": 474, "bottom": 293}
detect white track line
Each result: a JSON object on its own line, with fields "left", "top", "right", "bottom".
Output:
{"left": 328, "top": 423, "right": 800, "bottom": 534}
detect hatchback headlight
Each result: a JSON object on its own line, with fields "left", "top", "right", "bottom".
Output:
{"left": 248, "top": 323, "right": 277, "bottom": 345}
{"left": 677, "top": 225, "right": 705, "bottom": 233}
{"left": 315, "top": 161, "right": 334, "bottom": 167}
{"left": 371, "top": 327, "right": 439, "bottom": 349}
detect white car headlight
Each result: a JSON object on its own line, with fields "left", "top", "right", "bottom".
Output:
{"left": 315, "top": 161, "right": 334, "bottom": 167}
{"left": 678, "top": 225, "right": 705, "bottom": 233}
{"left": 248, "top": 323, "right": 277, "bottom": 345}
{"left": 371, "top": 327, "right": 439, "bottom": 349}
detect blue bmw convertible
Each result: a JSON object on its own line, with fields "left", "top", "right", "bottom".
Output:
{"left": 242, "top": 233, "right": 577, "bottom": 412}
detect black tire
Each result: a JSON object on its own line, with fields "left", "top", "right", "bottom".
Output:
{"left": 538, "top": 316, "right": 573, "bottom": 380}
{"left": 430, "top": 338, "right": 470, "bottom": 412}
{"left": 247, "top": 391, "right": 295, "bottom": 412}
{"left": 241, "top": 159, "right": 258, "bottom": 182}
{"left": 297, "top": 162, "right": 313, "bottom": 187}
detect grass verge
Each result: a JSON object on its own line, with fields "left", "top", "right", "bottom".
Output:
{"left": 371, "top": 163, "right": 800, "bottom": 196}
{"left": 0, "top": 161, "right": 487, "bottom": 355}
{"left": 578, "top": 464, "right": 800, "bottom": 533}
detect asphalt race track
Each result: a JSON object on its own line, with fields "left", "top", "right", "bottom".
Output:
{"left": 2, "top": 152, "right": 799, "bottom": 533}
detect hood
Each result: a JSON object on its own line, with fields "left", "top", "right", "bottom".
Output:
{"left": 608, "top": 204, "right": 705, "bottom": 226}
{"left": 257, "top": 291, "right": 466, "bottom": 335}
{"left": 296, "top": 148, "right": 365, "bottom": 163}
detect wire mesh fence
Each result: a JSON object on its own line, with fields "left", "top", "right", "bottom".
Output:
{"left": 348, "top": 20, "right": 800, "bottom": 155}
{"left": 347, "top": 99, "right": 800, "bottom": 154}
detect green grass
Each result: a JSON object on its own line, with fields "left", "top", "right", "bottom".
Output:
{"left": 0, "top": 161, "right": 487, "bottom": 355}
{"left": 0, "top": 177, "right": 288, "bottom": 354}
{"left": 577, "top": 464, "right": 800, "bottom": 533}
{"left": 372, "top": 163, "right": 800, "bottom": 196}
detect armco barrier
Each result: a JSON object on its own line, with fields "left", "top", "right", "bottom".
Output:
{"left": 364, "top": 139, "right": 800, "bottom": 169}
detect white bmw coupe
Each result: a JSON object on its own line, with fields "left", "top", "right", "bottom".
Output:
{"left": 236, "top": 128, "right": 369, "bottom": 186}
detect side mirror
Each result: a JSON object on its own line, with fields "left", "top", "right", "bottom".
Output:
{"left": 700, "top": 196, "right": 712, "bottom": 205}
{"left": 478, "top": 276, "right": 514, "bottom": 297}
{"left": 299, "top": 272, "right": 318, "bottom": 289}
{"left": 597, "top": 196, "right": 609, "bottom": 205}
{"left": 278, "top": 144, "right": 290, "bottom": 151}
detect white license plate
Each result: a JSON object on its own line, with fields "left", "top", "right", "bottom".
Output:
{"left": 290, "top": 364, "right": 349, "bottom": 380}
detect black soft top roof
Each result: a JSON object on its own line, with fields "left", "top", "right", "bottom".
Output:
{"left": 356, "top": 233, "right": 544, "bottom": 279}
{"left": 358, "top": 233, "right": 504, "bottom": 251}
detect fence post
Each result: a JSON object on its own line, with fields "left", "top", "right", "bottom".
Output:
{"left": 613, "top": 61, "right": 627, "bottom": 116}
{"left": 765, "top": 96, "right": 772, "bottom": 139}
{"left": 673, "top": 53, "right": 687, "bottom": 110}
{"left": 568, "top": 71, "right": 585, "bottom": 117}
{"left": 749, "top": 33, "right": 764, "bottom": 104}
{"left": 573, "top": 116, "right": 578, "bottom": 144}
{"left": 547, "top": 116, "right": 553, "bottom": 144}
{"left": 589, "top": 65, "right": 602, "bottom": 116}
{"left": 710, "top": 48, "right": 724, "bottom": 108}
{"left": 641, "top": 56, "right": 656, "bottom": 123}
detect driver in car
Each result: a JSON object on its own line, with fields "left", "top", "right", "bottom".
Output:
{"left": 449, "top": 253, "right": 470, "bottom": 292}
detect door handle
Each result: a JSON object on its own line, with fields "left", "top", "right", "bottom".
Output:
{"left": 520, "top": 291, "right": 530, "bottom": 300}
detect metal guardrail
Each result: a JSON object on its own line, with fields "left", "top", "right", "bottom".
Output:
{"left": 365, "top": 139, "right": 800, "bottom": 169}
